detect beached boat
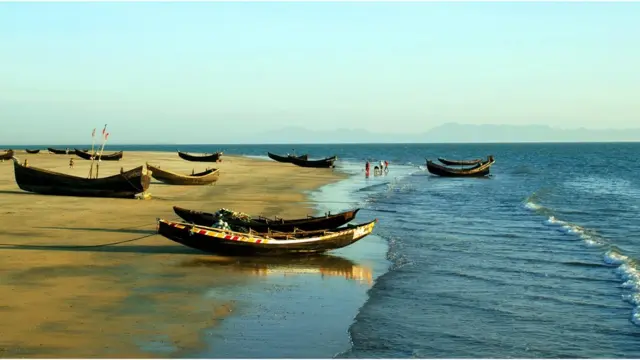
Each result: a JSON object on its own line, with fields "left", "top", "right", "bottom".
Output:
{"left": 289, "top": 155, "right": 337, "bottom": 168}
{"left": 11, "top": 157, "right": 151, "bottom": 198}
{"left": 438, "top": 157, "right": 484, "bottom": 166}
{"left": 74, "top": 149, "right": 123, "bottom": 161}
{"left": 426, "top": 156, "right": 495, "bottom": 177}
{"left": 267, "top": 152, "right": 309, "bottom": 163}
{"left": 173, "top": 206, "right": 360, "bottom": 232}
{"left": 47, "top": 147, "right": 74, "bottom": 155}
{"left": 156, "top": 218, "right": 377, "bottom": 256}
{"left": 146, "top": 163, "right": 220, "bottom": 185}
{"left": 25, "top": 149, "right": 41, "bottom": 154}
{"left": 177, "top": 151, "right": 222, "bottom": 162}
{"left": 1, "top": 149, "right": 14, "bottom": 161}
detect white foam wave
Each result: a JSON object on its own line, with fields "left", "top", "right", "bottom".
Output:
{"left": 544, "top": 216, "right": 603, "bottom": 247}
{"left": 605, "top": 249, "right": 640, "bottom": 326}
{"left": 524, "top": 198, "right": 640, "bottom": 326}
{"left": 524, "top": 201, "right": 543, "bottom": 211}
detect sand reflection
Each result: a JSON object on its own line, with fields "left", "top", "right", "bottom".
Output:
{"left": 179, "top": 254, "right": 374, "bottom": 285}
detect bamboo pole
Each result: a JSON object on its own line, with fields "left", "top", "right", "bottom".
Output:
{"left": 96, "top": 130, "right": 110, "bottom": 178}
{"left": 88, "top": 128, "right": 97, "bottom": 178}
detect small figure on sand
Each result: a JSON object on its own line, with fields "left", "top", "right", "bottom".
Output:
{"left": 69, "top": 158, "right": 74, "bottom": 168}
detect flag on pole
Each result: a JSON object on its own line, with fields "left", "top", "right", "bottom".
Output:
{"left": 105, "top": 133, "right": 110, "bottom": 141}
{"left": 102, "top": 124, "right": 107, "bottom": 137}
{"left": 92, "top": 128, "right": 96, "bottom": 137}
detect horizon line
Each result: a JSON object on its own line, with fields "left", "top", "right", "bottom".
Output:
{"left": 3, "top": 140, "right": 640, "bottom": 147}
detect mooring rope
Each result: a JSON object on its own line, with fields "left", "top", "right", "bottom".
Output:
{"left": 0, "top": 223, "right": 158, "bottom": 249}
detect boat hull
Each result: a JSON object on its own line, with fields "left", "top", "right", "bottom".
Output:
{"left": 173, "top": 206, "right": 359, "bottom": 232}
{"left": 157, "top": 219, "right": 377, "bottom": 256}
{"left": 12, "top": 157, "right": 151, "bottom": 198}
{"left": 177, "top": 151, "right": 222, "bottom": 162}
{"left": 147, "top": 164, "right": 220, "bottom": 185}
{"left": 426, "top": 158, "right": 495, "bottom": 177}
{"left": 75, "top": 149, "right": 123, "bottom": 161}
{"left": 267, "top": 152, "right": 309, "bottom": 163}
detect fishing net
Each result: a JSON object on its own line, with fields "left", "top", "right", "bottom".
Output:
{"left": 214, "top": 208, "right": 252, "bottom": 221}
{"left": 211, "top": 208, "right": 251, "bottom": 233}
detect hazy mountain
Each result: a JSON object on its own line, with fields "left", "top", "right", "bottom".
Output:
{"left": 256, "top": 123, "right": 640, "bottom": 144}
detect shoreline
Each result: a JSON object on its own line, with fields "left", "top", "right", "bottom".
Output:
{"left": 0, "top": 150, "right": 347, "bottom": 358}
{"left": 191, "top": 161, "right": 407, "bottom": 358}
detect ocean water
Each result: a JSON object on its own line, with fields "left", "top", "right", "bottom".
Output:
{"left": 11, "top": 142, "right": 640, "bottom": 357}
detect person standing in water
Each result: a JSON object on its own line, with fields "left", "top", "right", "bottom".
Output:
{"left": 365, "top": 161, "right": 370, "bottom": 177}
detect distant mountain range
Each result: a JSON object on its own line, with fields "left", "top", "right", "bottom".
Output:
{"left": 256, "top": 123, "right": 640, "bottom": 144}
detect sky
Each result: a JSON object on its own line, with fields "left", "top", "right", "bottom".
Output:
{"left": 1, "top": 2, "right": 639, "bottom": 144}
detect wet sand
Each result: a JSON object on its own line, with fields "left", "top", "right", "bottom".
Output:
{"left": 0, "top": 150, "right": 345, "bottom": 358}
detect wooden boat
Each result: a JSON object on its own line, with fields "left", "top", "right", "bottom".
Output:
{"left": 289, "top": 155, "right": 337, "bottom": 168}
{"left": 438, "top": 157, "right": 483, "bottom": 166}
{"left": 11, "top": 157, "right": 151, "bottom": 198}
{"left": 48, "top": 147, "right": 73, "bottom": 155}
{"left": 146, "top": 163, "right": 220, "bottom": 185}
{"left": 25, "top": 149, "right": 41, "bottom": 154}
{"left": 426, "top": 156, "right": 495, "bottom": 177}
{"left": 267, "top": 152, "right": 309, "bottom": 163}
{"left": 156, "top": 218, "right": 377, "bottom": 256}
{"left": 177, "top": 151, "right": 222, "bottom": 162}
{"left": 0, "top": 149, "right": 14, "bottom": 161}
{"left": 173, "top": 206, "right": 360, "bottom": 232}
{"left": 74, "top": 149, "right": 123, "bottom": 161}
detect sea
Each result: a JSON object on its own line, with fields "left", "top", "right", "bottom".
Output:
{"left": 11, "top": 142, "right": 640, "bottom": 358}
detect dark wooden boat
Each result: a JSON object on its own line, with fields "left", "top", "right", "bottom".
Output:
{"left": 47, "top": 147, "right": 74, "bottom": 155}
{"left": 426, "top": 156, "right": 495, "bottom": 177}
{"left": 0, "top": 149, "right": 14, "bottom": 161}
{"left": 289, "top": 155, "right": 337, "bottom": 168}
{"left": 48, "top": 147, "right": 89, "bottom": 155}
{"left": 177, "top": 151, "right": 222, "bottom": 162}
{"left": 74, "top": 149, "right": 123, "bottom": 161}
{"left": 267, "top": 152, "right": 309, "bottom": 163}
{"left": 173, "top": 206, "right": 360, "bottom": 232}
{"left": 11, "top": 157, "right": 151, "bottom": 198}
{"left": 438, "top": 157, "right": 483, "bottom": 166}
{"left": 156, "top": 218, "right": 377, "bottom": 256}
{"left": 146, "top": 163, "right": 220, "bottom": 185}
{"left": 25, "top": 149, "right": 41, "bottom": 154}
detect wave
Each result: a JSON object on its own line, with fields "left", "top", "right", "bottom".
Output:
{"left": 523, "top": 193, "right": 640, "bottom": 326}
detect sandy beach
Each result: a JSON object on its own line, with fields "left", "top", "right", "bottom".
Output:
{"left": 0, "top": 150, "right": 346, "bottom": 358}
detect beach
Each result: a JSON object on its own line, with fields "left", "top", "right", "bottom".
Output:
{"left": 0, "top": 150, "right": 346, "bottom": 358}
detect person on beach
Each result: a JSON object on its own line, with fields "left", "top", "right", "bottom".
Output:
{"left": 384, "top": 160, "right": 389, "bottom": 172}
{"left": 365, "top": 161, "right": 370, "bottom": 177}
{"left": 69, "top": 158, "right": 74, "bottom": 168}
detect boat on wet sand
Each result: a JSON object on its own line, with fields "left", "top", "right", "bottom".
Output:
{"left": 11, "top": 157, "right": 151, "bottom": 198}
{"left": 156, "top": 218, "right": 378, "bottom": 256}
{"left": 267, "top": 152, "right": 309, "bottom": 163}
{"left": 146, "top": 163, "right": 220, "bottom": 185}
{"left": 177, "top": 151, "right": 222, "bottom": 162}
{"left": 172, "top": 206, "right": 360, "bottom": 232}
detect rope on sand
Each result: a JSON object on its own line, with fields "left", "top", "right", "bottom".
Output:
{"left": 0, "top": 223, "right": 159, "bottom": 249}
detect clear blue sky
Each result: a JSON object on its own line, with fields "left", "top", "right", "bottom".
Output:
{"left": 1, "top": 2, "right": 638, "bottom": 144}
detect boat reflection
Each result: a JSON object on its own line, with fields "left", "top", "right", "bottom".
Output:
{"left": 179, "top": 254, "right": 373, "bottom": 285}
